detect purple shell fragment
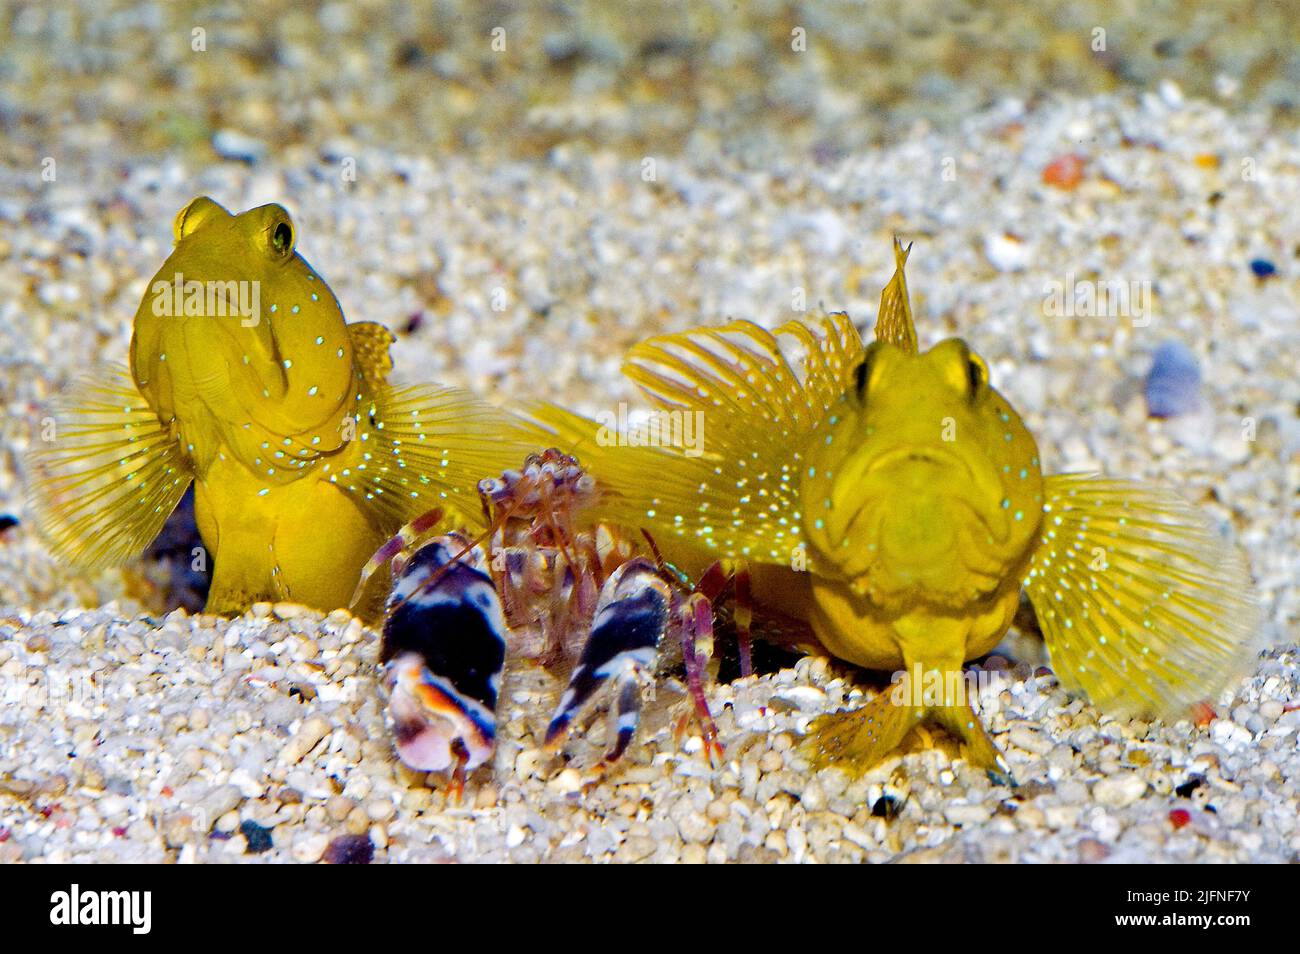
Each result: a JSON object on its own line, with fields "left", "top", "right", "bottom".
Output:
{"left": 1145, "top": 340, "right": 1202, "bottom": 419}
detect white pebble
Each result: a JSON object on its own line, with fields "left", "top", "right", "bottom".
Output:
{"left": 770, "top": 686, "right": 827, "bottom": 712}
{"left": 280, "top": 717, "right": 331, "bottom": 764}
{"left": 984, "top": 232, "right": 1033, "bottom": 272}
{"left": 292, "top": 832, "right": 330, "bottom": 863}
{"left": 1091, "top": 775, "right": 1147, "bottom": 808}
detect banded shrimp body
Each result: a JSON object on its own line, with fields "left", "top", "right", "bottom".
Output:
{"left": 356, "top": 450, "right": 734, "bottom": 796}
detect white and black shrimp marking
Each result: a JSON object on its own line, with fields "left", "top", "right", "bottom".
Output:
{"left": 379, "top": 533, "right": 506, "bottom": 788}
{"left": 382, "top": 542, "right": 682, "bottom": 777}
{"left": 543, "top": 557, "right": 673, "bottom": 764}
{"left": 364, "top": 449, "right": 728, "bottom": 788}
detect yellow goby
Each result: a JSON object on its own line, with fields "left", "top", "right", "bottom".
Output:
{"left": 28, "top": 197, "right": 535, "bottom": 615}
{"left": 530, "top": 241, "right": 1262, "bottom": 775}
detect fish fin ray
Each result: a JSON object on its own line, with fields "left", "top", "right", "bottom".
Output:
{"left": 875, "top": 237, "right": 918, "bottom": 354}
{"left": 26, "top": 364, "right": 193, "bottom": 569}
{"left": 1025, "top": 473, "right": 1263, "bottom": 720}
{"left": 932, "top": 703, "right": 1010, "bottom": 779}
{"left": 529, "top": 314, "right": 863, "bottom": 565}
{"left": 803, "top": 690, "right": 922, "bottom": 776}
{"left": 625, "top": 315, "right": 864, "bottom": 429}
{"left": 344, "top": 383, "right": 538, "bottom": 532}
{"left": 347, "top": 321, "right": 396, "bottom": 390}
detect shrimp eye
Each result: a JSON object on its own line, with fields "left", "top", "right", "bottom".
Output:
{"left": 966, "top": 354, "right": 987, "bottom": 396}
{"left": 271, "top": 221, "right": 294, "bottom": 256}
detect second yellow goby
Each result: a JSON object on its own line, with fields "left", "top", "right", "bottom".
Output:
{"left": 529, "top": 242, "right": 1262, "bottom": 776}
